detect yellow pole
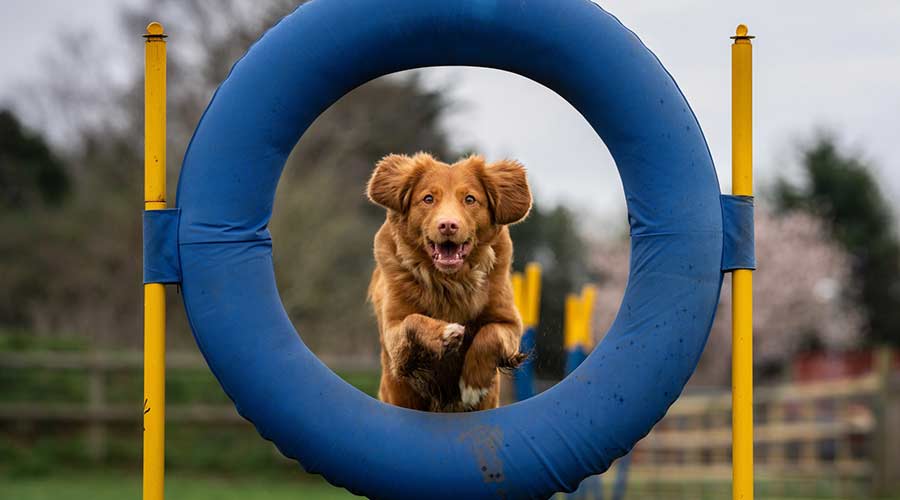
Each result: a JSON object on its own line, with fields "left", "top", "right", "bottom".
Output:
{"left": 511, "top": 272, "right": 525, "bottom": 320}
{"left": 563, "top": 294, "right": 580, "bottom": 350}
{"left": 580, "top": 285, "right": 597, "bottom": 349}
{"left": 731, "top": 23, "right": 754, "bottom": 500}
{"left": 524, "top": 262, "right": 542, "bottom": 328}
{"left": 143, "top": 21, "right": 167, "bottom": 500}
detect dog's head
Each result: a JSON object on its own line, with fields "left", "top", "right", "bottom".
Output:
{"left": 367, "top": 153, "right": 531, "bottom": 274}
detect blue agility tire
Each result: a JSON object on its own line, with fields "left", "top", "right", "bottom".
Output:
{"left": 176, "top": 1, "right": 723, "bottom": 498}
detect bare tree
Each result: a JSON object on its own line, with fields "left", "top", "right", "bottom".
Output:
{"left": 1, "top": 0, "right": 458, "bottom": 355}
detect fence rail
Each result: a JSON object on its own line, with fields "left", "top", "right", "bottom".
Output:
{"left": 0, "top": 350, "right": 379, "bottom": 372}
{"left": 0, "top": 349, "right": 380, "bottom": 462}
{"left": 621, "top": 361, "right": 900, "bottom": 497}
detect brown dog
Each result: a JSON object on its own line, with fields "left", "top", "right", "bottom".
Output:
{"left": 367, "top": 153, "right": 532, "bottom": 412}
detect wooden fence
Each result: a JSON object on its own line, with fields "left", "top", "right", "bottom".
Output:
{"left": 0, "top": 350, "right": 379, "bottom": 462}
{"left": 602, "top": 350, "right": 900, "bottom": 498}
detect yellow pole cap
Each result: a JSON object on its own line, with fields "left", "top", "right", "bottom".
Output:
{"left": 731, "top": 24, "right": 754, "bottom": 41}
{"left": 145, "top": 22, "right": 167, "bottom": 38}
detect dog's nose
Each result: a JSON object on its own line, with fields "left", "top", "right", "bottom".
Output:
{"left": 437, "top": 219, "right": 459, "bottom": 236}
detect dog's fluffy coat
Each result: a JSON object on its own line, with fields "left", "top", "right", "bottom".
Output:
{"left": 367, "top": 153, "right": 532, "bottom": 412}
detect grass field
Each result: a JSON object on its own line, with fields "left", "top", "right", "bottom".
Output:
{"left": 0, "top": 472, "right": 361, "bottom": 500}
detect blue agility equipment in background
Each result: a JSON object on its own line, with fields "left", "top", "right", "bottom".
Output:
{"left": 512, "top": 326, "right": 537, "bottom": 401}
{"left": 166, "top": 0, "right": 753, "bottom": 498}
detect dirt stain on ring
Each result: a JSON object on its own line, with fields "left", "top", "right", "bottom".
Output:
{"left": 458, "top": 425, "right": 505, "bottom": 485}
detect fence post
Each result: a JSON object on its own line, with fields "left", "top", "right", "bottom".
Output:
{"left": 873, "top": 347, "right": 899, "bottom": 495}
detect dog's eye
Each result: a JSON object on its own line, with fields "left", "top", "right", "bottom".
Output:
{"left": 423, "top": 194, "right": 434, "bottom": 204}
{"left": 464, "top": 195, "right": 476, "bottom": 205}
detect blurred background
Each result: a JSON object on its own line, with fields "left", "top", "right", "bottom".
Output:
{"left": 1, "top": 0, "right": 899, "bottom": 499}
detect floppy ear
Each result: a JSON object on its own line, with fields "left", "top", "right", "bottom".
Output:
{"left": 366, "top": 154, "right": 422, "bottom": 213}
{"left": 479, "top": 159, "right": 532, "bottom": 225}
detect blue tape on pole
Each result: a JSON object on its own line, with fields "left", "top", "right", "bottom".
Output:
{"left": 175, "top": 1, "right": 724, "bottom": 498}
{"left": 721, "top": 195, "right": 756, "bottom": 271}
{"left": 143, "top": 208, "right": 181, "bottom": 284}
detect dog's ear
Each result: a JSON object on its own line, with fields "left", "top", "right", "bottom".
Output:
{"left": 367, "top": 154, "right": 423, "bottom": 213}
{"left": 478, "top": 159, "right": 532, "bottom": 225}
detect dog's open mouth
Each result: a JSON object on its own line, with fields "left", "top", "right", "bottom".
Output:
{"left": 427, "top": 240, "right": 471, "bottom": 272}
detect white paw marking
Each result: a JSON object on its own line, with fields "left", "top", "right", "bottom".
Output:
{"left": 459, "top": 379, "right": 489, "bottom": 408}
{"left": 442, "top": 323, "right": 465, "bottom": 343}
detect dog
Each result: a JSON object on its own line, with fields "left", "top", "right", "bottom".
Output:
{"left": 367, "top": 153, "right": 532, "bottom": 412}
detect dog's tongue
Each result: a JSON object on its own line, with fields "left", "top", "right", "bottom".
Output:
{"left": 437, "top": 242, "right": 462, "bottom": 262}
{"left": 429, "top": 240, "right": 469, "bottom": 269}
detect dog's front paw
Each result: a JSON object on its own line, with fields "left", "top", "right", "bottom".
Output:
{"left": 400, "top": 316, "right": 464, "bottom": 364}
{"left": 459, "top": 380, "right": 490, "bottom": 408}
{"left": 441, "top": 323, "right": 465, "bottom": 352}
{"left": 459, "top": 347, "right": 500, "bottom": 410}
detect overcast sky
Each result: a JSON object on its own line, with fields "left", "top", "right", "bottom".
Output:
{"left": 3, "top": 1, "right": 899, "bottom": 228}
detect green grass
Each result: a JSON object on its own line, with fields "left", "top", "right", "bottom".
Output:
{"left": 0, "top": 472, "right": 361, "bottom": 500}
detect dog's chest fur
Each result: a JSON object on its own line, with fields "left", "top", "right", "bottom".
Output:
{"left": 393, "top": 235, "right": 497, "bottom": 324}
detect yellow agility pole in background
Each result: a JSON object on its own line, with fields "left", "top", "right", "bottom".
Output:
{"left": 512, "top": 263, "right": 542, "bottom": 401}
{"left": 511, "top": 263, "right": 542, "bottom": 327}
{"left": 731, "top": 23, "right": 754, "bottom": 500}
{"left": 564, "top": 294, "right": 579, "bottom": 350}
{"left": 524, "top": 262, "right": 542, "bottom": 329}
{"left": 563, "top": 285, "right": 597, "bottom": 353}
{"left": 563, "top": 285, "right": 597, "bottom": 376}
{"left": 143, "top": 21, "right": 167, "bottom": 500}
{"left": 511, "top": 272, "right": 525, "bottom": 321}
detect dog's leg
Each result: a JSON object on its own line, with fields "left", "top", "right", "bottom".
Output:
{"left": 459, "top": 321, "right": 527, "bottom": 409}
{"left": 384, "top": 314, "right": 465, "bottom": 379}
